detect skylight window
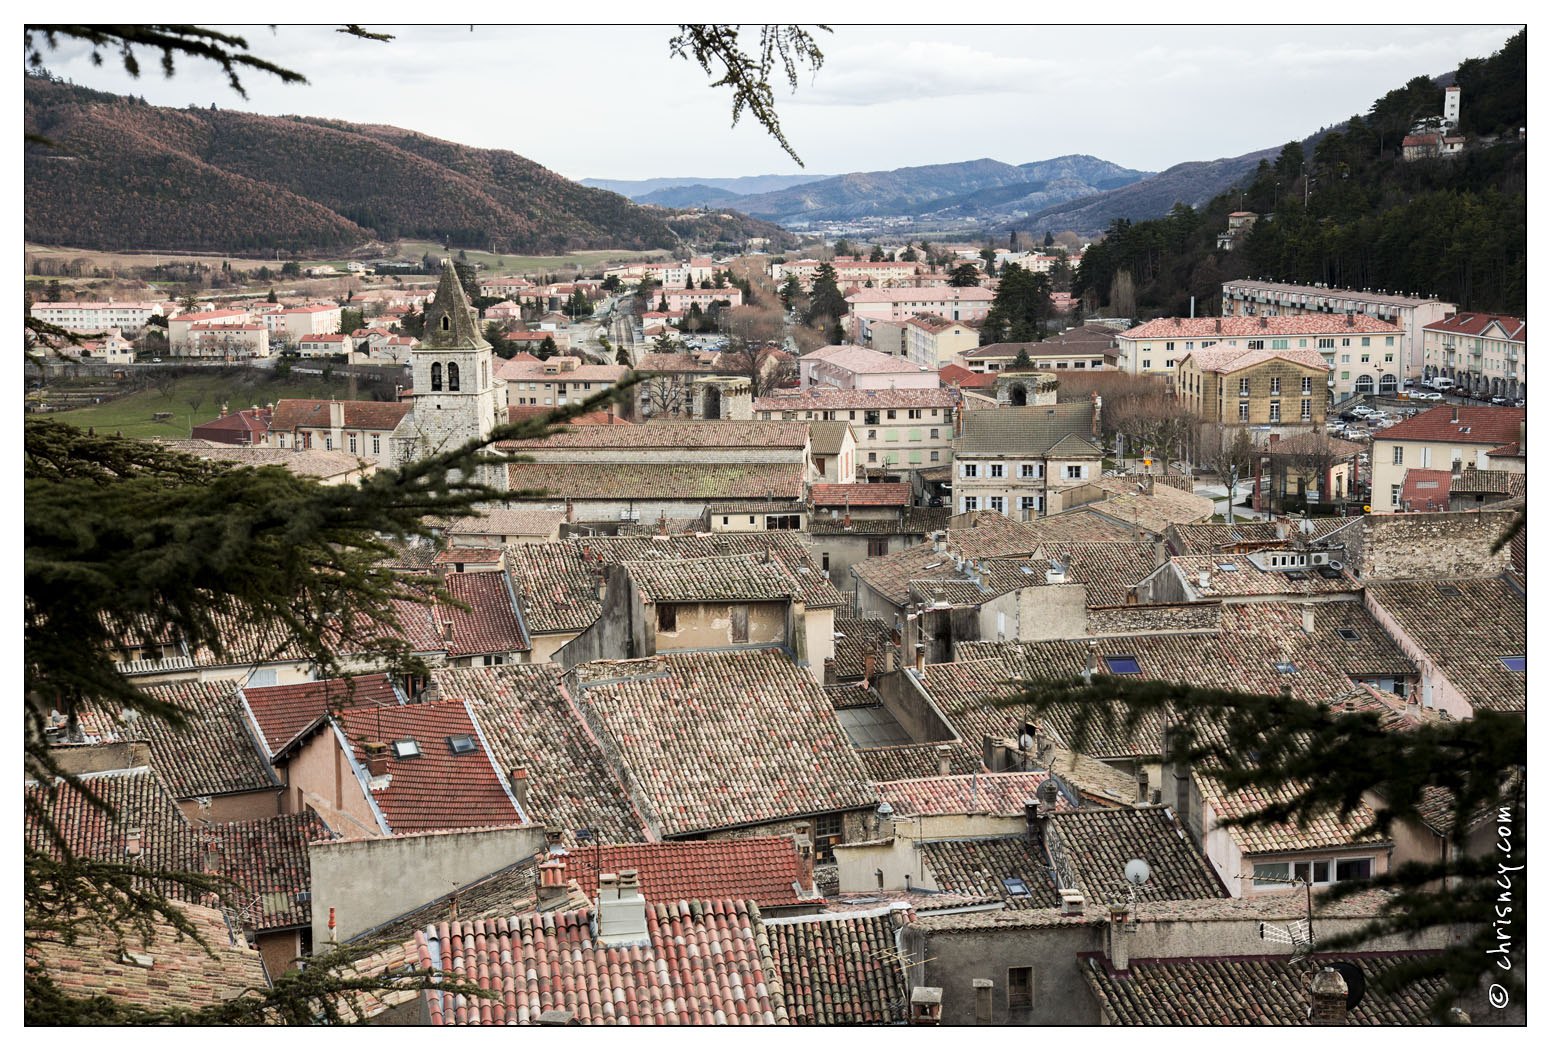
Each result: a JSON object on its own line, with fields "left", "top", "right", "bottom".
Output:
{"left": 1436, "top": 584, "right": 1462, "bottom": 597}
{"left": 1002, "top": 877, "right": 1032, "bottom": 897}
{"left": 1499, "top": 656, "right": 1526, "bottom": 672}
{"left": 1104, "top": 655, "right": 1141, "bottom": 675}
{"left": 1274, "top": 661, "right": 1297, "bottom": 675}
{"left": 391, "top": 738, "right": 421, "bottom": 759}
{"left": 1336, "top": 628, "right": 1361, "bottom": 642}
{"left": 1216, "top": 562, "right": 1239, "bottom": 572}
{"left": 447, "top": 733, "right": 476, "bottom": 755}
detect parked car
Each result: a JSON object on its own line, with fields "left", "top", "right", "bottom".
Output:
{"left": 1490, "top": 395, "right": 1510, "bottom": 405}
{"left": 1514, "top": 399, "right": 1526, "bottom": 408}
{"left": 1411, "top": 390, "right": 1444, "bottom": 401}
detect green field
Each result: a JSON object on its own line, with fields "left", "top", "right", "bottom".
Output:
{"left": 39, "top": 369, "right": 372, "bottom": 439}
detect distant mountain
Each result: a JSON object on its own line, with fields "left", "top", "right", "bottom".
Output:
{"left": 726, "top": 155, "right": 1152, "bottom": 224}
{"left": 23, "top": 76, "right": 770, "bottom": 255}
{"left": 581, "top": 173, "right": 831, "bottom": 199}
{"left": 1014, "top": 149, "right": 1282, "bottom": 236}
{"left": 636, "top": 184, "right": 751, "bottom": 209}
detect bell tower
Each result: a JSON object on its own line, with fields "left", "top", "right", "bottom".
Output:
{"left": 398, "top": 261, "right": 505, "bottom": 476}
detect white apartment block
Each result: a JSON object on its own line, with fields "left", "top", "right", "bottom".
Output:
{"left": 28, "top": 299, "right": 165, "bottom": 336}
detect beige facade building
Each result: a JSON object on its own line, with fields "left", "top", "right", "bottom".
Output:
{"left": 1419, "top": 312, "right": 1526, "bottom": 398}
{"left": 1369, "top": 405, "right": 1525, "bottom": 513}
{"left": 497, "top": 355, "right": 628, "bottom": 410}
{"left": 753, "top": 388, "right": 957, "bottom": 479}
{"left": 951, "top": 402, "right": 1105, "bottom": 518}
{"left": 1177, "top": 344, "right": 1331, "bottom": 434}
{"left": 1220, "top": 280, "right": 1453, "bottom": 381}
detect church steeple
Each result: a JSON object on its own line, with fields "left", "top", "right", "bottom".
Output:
{"left": 424, "top": 260, "right": 488, "bottom": 350}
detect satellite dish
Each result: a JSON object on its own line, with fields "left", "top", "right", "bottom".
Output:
{"left": 1124, "top": 858, "right": 1152, "bottom": 886}
{"left": 1330, "top": 960, "right": 1367, "bottom": 1012}
{"left": 118, "top": 708, "right": 140, "bottom": 725}
{"left": 1038, "top": 779, "right": 1060, "bottom": 806}
{"left": 1018, "top": 733, "right": 1035, "bottom": 753}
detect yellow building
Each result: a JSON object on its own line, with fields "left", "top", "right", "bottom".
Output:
{"left": 1177, "top": 345, "right": 1331, "bottom": 433}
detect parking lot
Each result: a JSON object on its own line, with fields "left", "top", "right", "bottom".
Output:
{"left": 1326, "top": 383, "right": 1524, "bottom": 442}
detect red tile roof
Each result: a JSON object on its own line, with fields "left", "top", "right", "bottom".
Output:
{"left": 878, "top": 771, "right": 1075, "bottom": 816}
{"left": 1371, "top": 404, "right": 1523, "bottom": 444}
{"left": 810, "top": 482, "right": 912, "bottom": 508}
{"left": 336, "top": 700, "right": 524, "bottom": 834}
{"left": 1422, "top": 311, "right": 1525, "bottom": 341}
{"left": 270, "top": 398, "right": 412, "bottom": 433}
{"left": 557, "top": 838, "right": 813, "bottom": 909}
{"left": 939, "top": 363, "right": 996, "bottom": 389}
{"left": 435, "top": 570, "right": 529, "bottom": 657}
{"left": 241, "top": 674, "right": 403, "bottom": 758}
{"left": 1122, "top": 315, "right": 1401, "bottom": 339}
{"left": 209, "top": 811, "right": 335, "bottom": 931}
{"left": 1399, "top": 468, "right": 1454, "bottom": 511}
{"left": 416, "top": 899, "right": 787, "bottom": 1024}
{"left": 764, "top": 907, "right": 913, "bottom": 1024}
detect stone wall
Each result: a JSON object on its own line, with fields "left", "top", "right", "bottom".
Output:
{"left": 1353, "top": 509, "right": 1515, "bottom": 580}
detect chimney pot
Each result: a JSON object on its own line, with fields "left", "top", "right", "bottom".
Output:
{"left": 1309, "top": 966, "right": 1349, "bottom": 1025}
{"left": 1301, "top": 607, "right": 1316, "bottom": 635}
{"left": 863, "top": 652, "right": 876, "bottom": 683}
{"left": 510, "top": 767, "right": 531, "bottom": 810}
{"left": 936, "top": 743, "right": 954, "bottom": 776}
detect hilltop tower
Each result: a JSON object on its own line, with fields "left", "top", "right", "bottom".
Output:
{"left": 1443, "top": 84, "right": 1461, "bottom": 128}
{"left": 392, "top": 261, "right": 505, "bottom": 482}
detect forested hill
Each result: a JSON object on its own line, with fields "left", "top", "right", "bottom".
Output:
{"left": 23, "top": 75, "right": 767, "bottom": 255}
{"left": 1074, "top": 30, "right": 1526, "bottom": 319}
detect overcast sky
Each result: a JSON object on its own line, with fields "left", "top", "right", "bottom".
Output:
{"left": 35, "top": 23, "right": 1523, "bottom": 182}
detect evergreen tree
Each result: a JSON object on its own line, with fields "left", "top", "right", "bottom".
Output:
{"left": 266, "top": 287, "right": 278, "bottom": 304}
{"left": 980, "top": 263, "right": 1053, "bottom": 344}
{"left": 868, "top": 245, "right": 887, "bottom": 263}
{"left": 803, "top": 262, "right": 846, "bottom": 327}
{"left": 1043, "top": 230, "right": 1054, "bottom": 248}
{"left": 948, "top": 263, "right": 981, "bottom": 287}
{"left": 538, "top": 334, "right": 558, "bottom": 358}
{"left": 779, "top": 274, "right": 803, "bottom": 311}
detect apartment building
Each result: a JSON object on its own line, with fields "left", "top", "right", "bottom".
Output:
{"left": 1419, "top": 312, "right": 1526, "bottom": 399}
{"left": 1369, "top": 405, "right": 1525, "bottom": 513}
{"left": 496, "top": 355, "right": 628, "bottom": 410}
{"left": 753, "top": 388, "right": 957, "bottom": 479}
{"left": 950, "top": 401, "right": 1105, "bottom": 518}
{"left": 1220, "top": 280, "right": 1454, "bottom": 381}
{"left": 799, "top": 344, "right": 937, "bottom": 390}
{"left": 28, "top": 299, "right": 165, "bottom": 336}
{"left": 1177, "top": 344, "right": 1331, "bottom": 433}
{"left": 1120, "top": 315, "right": 1395, "bottom": 398}
{"left": 846, "top": 287, "right": 994, "bottom": 344}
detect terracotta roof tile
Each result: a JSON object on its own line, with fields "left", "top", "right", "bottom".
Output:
{"left": 559, "top": 838, "right": 814, "bottom": 909}
{"left": 506, "top": 460, "right": 804, "bottom": 501}
{"left": 1081, "top": 951, "right": 1448, "bottom": 1025}
{"left": 920, "top": 837, "right": 1062, "bottom": 908}
{"left": 1123, "top": 315, "right": 1400, "bottom": 340}
{"left": 1047, "top": 807, "right": 1227, "bottom": 903}
{"left": 764, "top": 907, "right": 913, "bottom": 1024}
{"left": 500, "top": 420, "right": 808, "bottom": 450}
{"left": 1422, "top": 311, "right": 1524, "bottom": 341}
{"left": 1364, "top": 578, "right": 1525, "bottom": 714}
{"left": 829, "top": 616, "right": 893, "bottom": 681}
{"left": 435, "top": 570, "right": 529, "bottom": 657}
{"left": 570, "top": 650, "right": 878, "bottom": 836}
{"left": 623, "top": 552, "right": 800, "bottom": 603}
{"left": 1371, "top": 404, "right": 1523, "bottom": 445}
{"left": 26, "top": 766, "right": 200, "bottom": 883}
{"left": 854, "top": 742, "right": 982, "bottom": 782}
{"left": 431, "top": 664, "right": 645, "bottom": 845}
{"left": 241, "top": 674, "right": 403, "bottom": 758}
{"left": 879, "top": 771, "right": 1075, "bottom": 817}
{"left": 270, "top": 397, "right": 411, "bottom": 433}
{"left": 336, "top": 700, "right": 525, "bottom": 834}
{"left": 755, "top": 387, "right": 956, "bottom": 411}
{"left": 209, "top": 811, "right": 335, "bottom": 931}
{"left": 810, "top": 483, "right": 912, "bottom": 508}
{"left": 417, "top": 899, "right": 788, "bottom": 1025}
{"left": 446, "top": 507, "right": 566, "bottom": 539}
{"left": 77, "top": 678, "right": 277, "bottom": 799}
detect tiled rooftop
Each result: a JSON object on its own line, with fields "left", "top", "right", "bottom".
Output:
{"left": 953, "top": 403, "right": 1101, "bottom": 457}
{"left": 1422, "top": 311, "right": 1524, "bottom": 341}
{"left": 764, "top": 908, "right": 913, "bottom": 1025}
{"left": 436, "top": 570, "right": 528, "bottom": 657}
{"left": 829, "top": 616, "right": 894, "bottom": 681}
{"left": 446, "top": 507, "right": 566, "bottom": 539}
{"left": 755, "top": 387, "right": 956, "bottom": 411}
{"left": 500, "top": 420, "right": 809, "bottom": 450}
{"left": 241, "top": 674, "right": 403, "bottom": 758}
{"left": 1048, "top": 807, "right": 1226, "bottom": 903}
{"left": 1123, "top": 315, "right": 1401, "bottom": 340}
{"left": 1370, "top": 404, "right": 1523, "bottom": 445}
{"left": 25, "top": 766, "right": 200, "bottom": 883}
{"left": 335, "top": 700, "right": 524, "bottom": 834}
{"left": 919, "top": 837, "right": 1062, "bottom": 909}
{"left": 209, "top": 811, "right": 335, "bottom": 931}
{"left": 77, "top": 678, "right": 277, "bottom": 800}
{"left": 1171, "top": 555, "right": 1361, "bottom": 597}
{"left": 510, "top": 533, "right": 843, "bottom": 636}
{"left": 802, "top": 343, "right": 931, "bottom": 372}
{"left": 570, "top": 649, "right": 878, "bottom": 837}
{"left": 559, "top": 838, "right": 814, "bottom": 909}
{"left": 270, "top": 397, "right": 411, "bottom": 433}
{"left": 416, "top": 899, "right": 788, "bottom": 1025}
{"left": 431, "top": 665, "right": 645, "bottom": 845}
{"left": 1059, "top": 475, "right": 1217, "bottom": 533}
{"left": 1364, "top": 578, "right": 1526, "bottom": 714}
{"left": 854, "top": 741, "right": 982, "bottom": 783}
{"left": 1081, "top": 950, "right": 1448, "bottom": 1025}
{"left": 623, "top": 553, "right": 800, "bottom": 603}
{"left": 506, "top": 460, "right": 805, "bottom": 501}
{"left": 28, "top": 900, "right": 269, "bottom": 1016}
{"left": 810, "top": 483, "right": 913, "bottom": 508}
{"left": 878, "top": 771, "right": 1072, "bottom": 817}
{"left": 1167, "top": 517, "right": 1358, "bottom": 555}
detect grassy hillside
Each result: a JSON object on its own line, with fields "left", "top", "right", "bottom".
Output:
{"left": 38, "top": 368, "right": 385, "bottom": 439}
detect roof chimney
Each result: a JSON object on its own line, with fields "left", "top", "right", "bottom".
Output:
{"left": 1107, "top": 906, "right": 1133, "bottom": 972}
{"left": 597, "top": 869, "right": 649, "bottom": 944}
{"left": 510, "top": 767, "right": 531, "bottom": 810}
{"left": 364, "top": 741, "right": 390, "bottom": 778}
{"left": 936, "top": 743, "right": 954, "bottom": 776}
{"left": 536, "top": 857, "right": 568, "bottom": 908}
{"left": 1153, "top": 539, "right": 1168, "bottom": 569}
{"left": 1451, "top": 403, "right": 1460, "bottom": 424}
{"left": 1301, "top": 607, "right": 1316, "bottom": 635}
{"left": 124, "top": 827, "right": 143, "bottom": 858}
{"left": 863, "top": 652, "right": 876, "bottom": 685}
{"left": 1308, "top": 966, "right": 1349, "bottom": 1025}
{"left": 1215, "top": 317, "right": 1222, "bottom": 333}
{"left": 909, "top": 987, "right": 944, "bottom": 1026}
{"left": 442, "top": 619, "right": 454, "bottom": 644}
{"left": 794, "top": 823, "right": 816, "bottom": 889}
{"left": 1059, "top": 888, "right": 1085, "bottom": 916}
